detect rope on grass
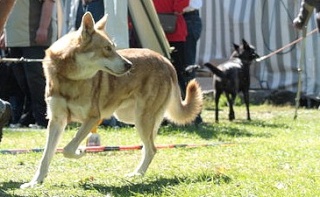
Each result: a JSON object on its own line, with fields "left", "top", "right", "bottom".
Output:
{"left": 0, "top": 142, "right": 235, "bottom": 155}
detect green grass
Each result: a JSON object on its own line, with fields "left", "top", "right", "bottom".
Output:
{"left": 1, "top": 101, "right": 320, "bottom": 196}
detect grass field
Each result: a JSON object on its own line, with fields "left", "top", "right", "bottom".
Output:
{"left": 0, "top": 100, "right": 320, "bottom": 196}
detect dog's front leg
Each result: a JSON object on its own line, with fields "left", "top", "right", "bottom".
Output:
{"left": 243, "top": 91, "right": 251, "bottom": 121}
{"left": 21, "top": 119, "right": 66, "bottom": 188}
{"left": 63, "top": 118, "right": 99, "bottom": 159}
{"left": 215, "top": 91, "right": 222, "bottom": 123}
{"left": 226, "top": 93, "right": 236, "bottom": 121}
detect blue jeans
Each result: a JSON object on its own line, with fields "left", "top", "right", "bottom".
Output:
{"left": 184, "top": 12, "right": 202, "bottom": 79}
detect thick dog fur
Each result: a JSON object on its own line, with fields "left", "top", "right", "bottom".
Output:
{"left": 204, "top": 39, "right": 259, "bottom": 122}
{"left": 21, "top": 13, "right": 202, "bottom": 188}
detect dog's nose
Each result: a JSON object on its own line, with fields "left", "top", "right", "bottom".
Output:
{"left": 125, "top": 61, "right": 132, "bottom": 70}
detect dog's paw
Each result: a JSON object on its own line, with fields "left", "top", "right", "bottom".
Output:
{"left": 63, "top": 147, "right": 86, "bottom": 159}
{"left": 126, "top": 171, "right": 144, "bottom": 178}
{"left": 75, "top": 147, "right": 86, "bottom": 157}
{"left": 20, "top": 181, "right": 40, "bottom": 189}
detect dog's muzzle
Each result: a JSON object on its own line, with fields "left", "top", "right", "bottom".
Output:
{"left": 125, "top": 61, "right": 132, "bottom": 70}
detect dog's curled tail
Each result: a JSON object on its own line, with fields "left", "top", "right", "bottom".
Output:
{"left": 165, "top": 79, "right": 203, "bottom": 125}
{"left": 204, "top": 63, "right": 225, "bottom": 78}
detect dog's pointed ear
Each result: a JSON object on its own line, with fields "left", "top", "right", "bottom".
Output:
{"left": 79, "top": 12, "right": 95, "bottom": 39}
{"left": 233, "top": 43, "right": 240, "bottom": 51}
{"left": 95, "top": 14, "right": 108, "bottom": 30}
{"left": 242, "top": 39, "right": 250, "bottom": 49}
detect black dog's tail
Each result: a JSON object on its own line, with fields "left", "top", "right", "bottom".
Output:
{"left": 204, "top": 63, "right": 226, "bottom": 78}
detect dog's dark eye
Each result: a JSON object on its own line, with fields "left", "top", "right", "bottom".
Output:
{"left": 105, "top": 46, "right": 112, "bottom": 51}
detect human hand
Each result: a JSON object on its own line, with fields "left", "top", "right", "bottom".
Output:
{"left": 293, "top": 17, "right": 304, "bottom": 30}
{"left": 35, "top": 27, "right": 48, "bottom": 45}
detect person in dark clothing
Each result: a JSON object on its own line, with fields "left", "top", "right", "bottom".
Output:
{"left": 153, "top": 0, "right": 190, "bottom": 99}
{"left": 1, "top": 0, "right": 57, "bottom": 129}
{"left": 184, "top": 0, "right": 202, "bottom": 75}
{"left": 183, "top": 0, "right": 203, "bottom": 125}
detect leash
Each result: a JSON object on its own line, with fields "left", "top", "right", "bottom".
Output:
{"left": 0, "top": 57, "right": 46, "bottom": 63}
{"left": 256, "top": 27, "right": 315, "bottom": 119}
{"left": 0, "top": 142, "right": 235, "bottom": 155}
{"left": 1, "top": 28, "right": 317, "bottom": 64}
{"left": 256, "top": 27, "right": 318, "bottom": 62}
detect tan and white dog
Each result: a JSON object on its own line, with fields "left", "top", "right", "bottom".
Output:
{"left": 21, "top": 12, "right": 202, "bottom": 188}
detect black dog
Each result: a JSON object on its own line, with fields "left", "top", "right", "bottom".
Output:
{"left": 204, "top": 39, "right": 259, "bottom": 122}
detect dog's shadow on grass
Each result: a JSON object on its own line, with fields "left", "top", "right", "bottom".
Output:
{"left": 0, "top": 181, "right": 26, "bottom": 197}
{"left": 82, "top": 172, "right": 231, "bottom": 196}
{"left": 160, "top": 119, "right": 289, "bottom": 140}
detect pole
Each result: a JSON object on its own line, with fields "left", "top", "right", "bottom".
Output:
{"left": 294, "top": 26, "right": 307, "bottom": 120}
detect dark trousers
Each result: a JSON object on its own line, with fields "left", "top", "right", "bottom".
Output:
{"left": 184, "top": 11, "right": 202, "bottom": 79}
{"left": 184, "top": 11, "right": 203, "bottom": 124}
{"left": 9, "top": 47, "right": 48, "bottom": 127}
{"left": 169, "top": 41, "right": 187, "bottom": 99}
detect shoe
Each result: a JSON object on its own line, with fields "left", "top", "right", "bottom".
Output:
{"left": 0, "top": 101, "right": 12, "bottom": 142}
{"left": 10, "top": 123, "right": 24, "bottom": 128}
{"left": 29, "top": 124, "right": 46, "bottom": 130}
{"left": 86, "top": 133, "right": 101, "bottom": 146}
{"left": 194, "top": 115, "right": 203, "bottom": 126}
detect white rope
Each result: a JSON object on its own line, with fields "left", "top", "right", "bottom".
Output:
{"left": 0, "top": 57, "right": 48, "bottom": 63}
{"left": 256, "top": 28, "right": 318, "bottom": 62}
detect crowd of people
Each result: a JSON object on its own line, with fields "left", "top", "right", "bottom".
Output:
{"left": 0, "top": 0, "right": 204, "bottom": 138}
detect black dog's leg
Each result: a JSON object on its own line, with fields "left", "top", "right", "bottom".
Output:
{"left": 226, "top": 93, "right": 236, "bottom": 121}
{"left": 243, "top": 91, "right": 251, "bottom": 121}
{"left": 215, "top": 91, "right": 221, "bottom": 123}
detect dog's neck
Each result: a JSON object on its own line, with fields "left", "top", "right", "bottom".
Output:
{"left": 69, "top": 53, "right": 102, "bottom": 80}
{"left": 240, "top": 59, "right": 254, "bottom": 66}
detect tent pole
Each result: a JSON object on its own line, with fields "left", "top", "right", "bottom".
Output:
{"left": 294, "top": 26, "right": 307, "bottom": 120}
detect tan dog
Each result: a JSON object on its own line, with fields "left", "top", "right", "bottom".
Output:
{"left": 21, "top": 12, "right": 202, "bottom": 188}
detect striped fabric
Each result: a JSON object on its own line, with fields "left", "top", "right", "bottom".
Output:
{"left": 197, "top": 0, "right": 320, "bottom": 98}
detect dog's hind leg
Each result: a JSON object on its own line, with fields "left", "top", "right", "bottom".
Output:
{"left": 21, "top": 118, "right": 67, "bottom": 188}
{"left": 129, "top": 109, "right": 163, "bottom": 176}
{"left": 63, "top": 118, "right": 100, "bottom": 159}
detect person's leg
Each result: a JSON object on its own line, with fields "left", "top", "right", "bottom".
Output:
{"left": 184, "top": 14, "right": 203, "bottom": 125}
{"left": 9, "top": 48, "right": 34, "bottom": 126}
{"left": 170, "top": 42, "right": 187, "bottom": 99}
{"left": 0, "top": 56, "right": 12, "bottom": 100}
{"left": 184, "top": 14, "right": 202, "bottom": 78}
{"left": 22, "top": 46, "right": 48, "bottom": 127}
